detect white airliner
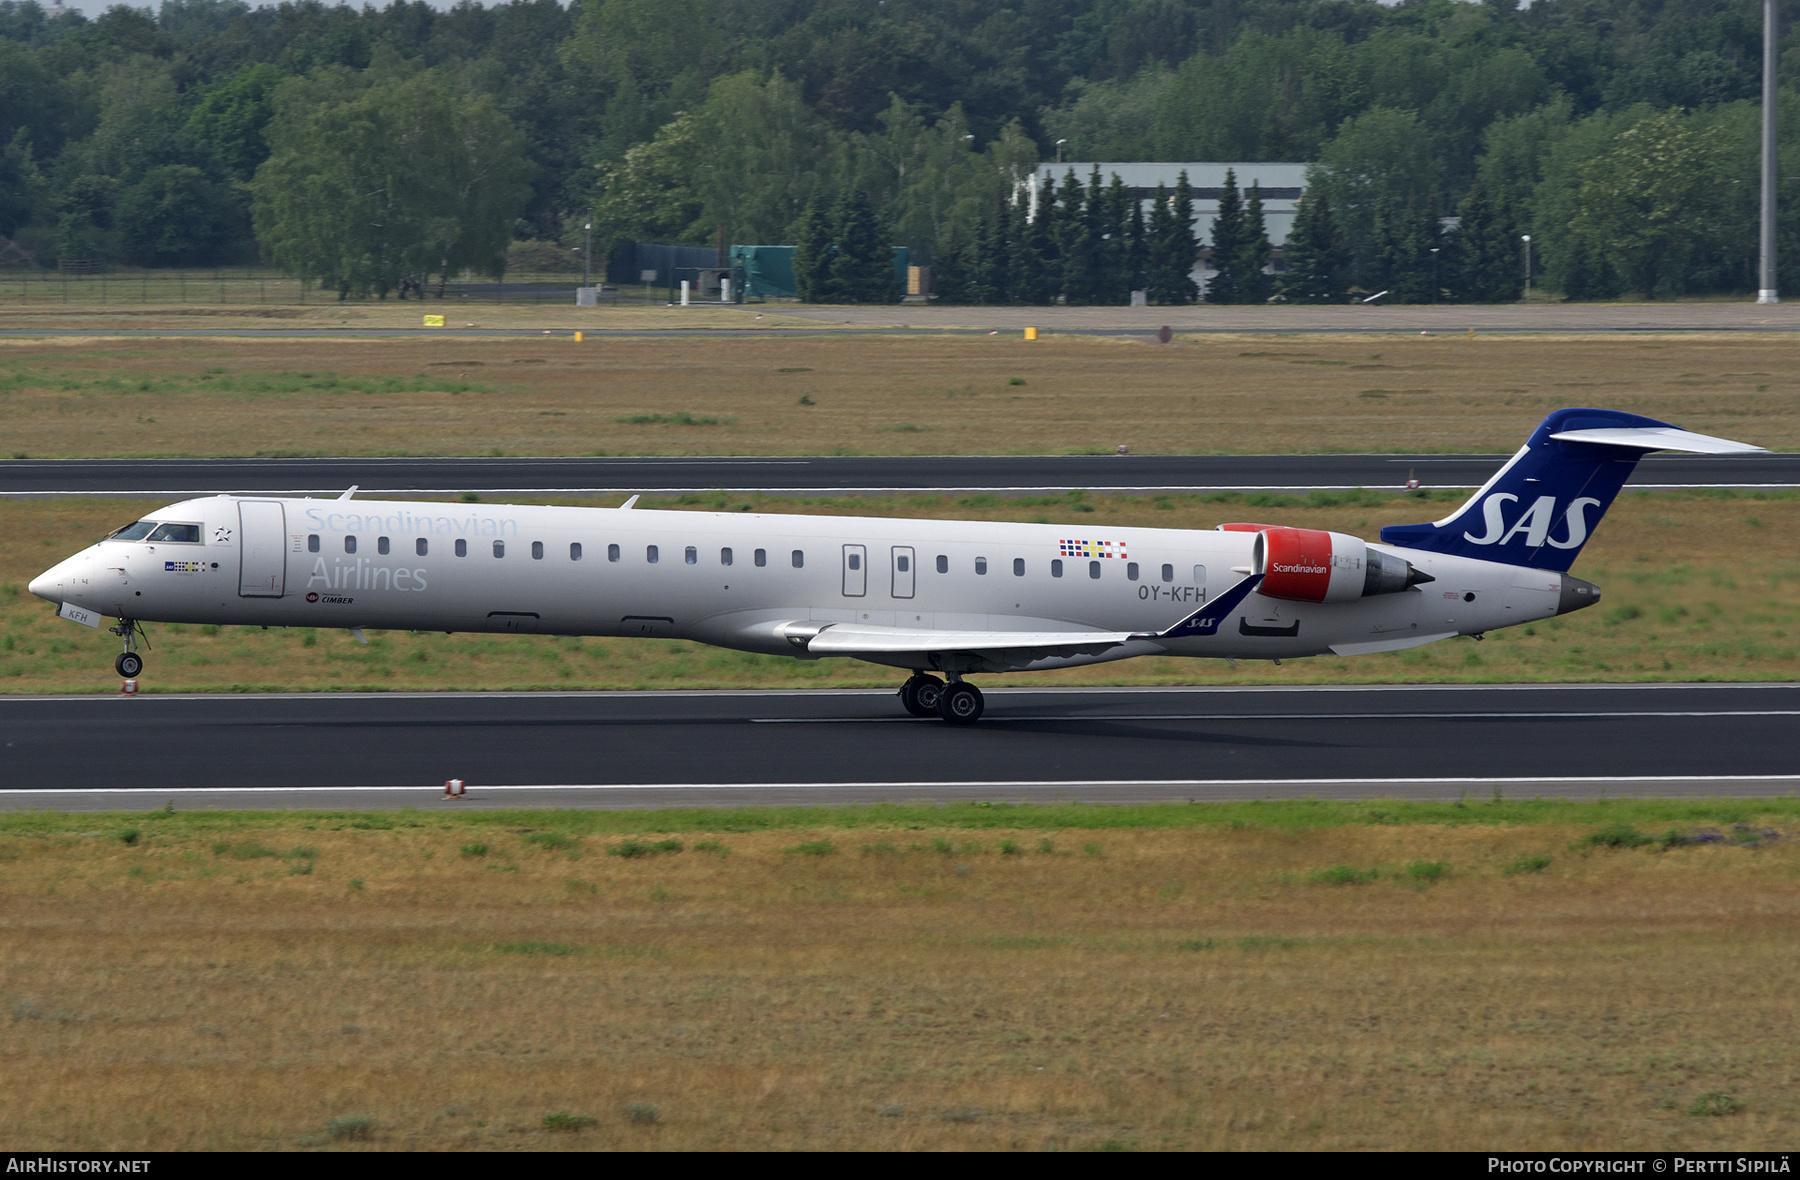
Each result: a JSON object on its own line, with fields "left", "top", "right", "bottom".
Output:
{"left": 29, "top": 409, "right": 1762, "bottom": 724}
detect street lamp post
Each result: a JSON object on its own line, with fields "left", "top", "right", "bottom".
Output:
{"left": 1055, "top": 139, "right": 1067, "bottom": 164}
{"left": 1521, "top": 234, "right": 1532, "bottom": 300}
{"left": 1759, "top": 0, "right": 1779, "bottom": 303}
{"left": 583, "top": 222, "right": 592, "bottom": 288}
{"left": 1431, "top": 247, "right": 1440, "bottom": 303}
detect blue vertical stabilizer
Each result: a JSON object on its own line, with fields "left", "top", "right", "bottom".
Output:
{"left": 1379, "top": 408, "right": 1758, "bottom": 573}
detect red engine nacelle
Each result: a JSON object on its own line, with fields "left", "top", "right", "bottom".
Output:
{"left": 1217, "top": 523, "right": 1431, "bottom": 603}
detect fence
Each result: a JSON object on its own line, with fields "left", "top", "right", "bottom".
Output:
{"left": 0, "top": 266, "right": 711, "bottom": 307}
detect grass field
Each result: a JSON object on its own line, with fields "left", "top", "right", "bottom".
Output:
{"left": 1, "top": 333, "right": 1797, "bottom": 457}
{"left": 3, "top": 799, "right": 1795, "bottom": 1150}
{"left": 2, "top": 488, "right": 1798, "bottom": 693}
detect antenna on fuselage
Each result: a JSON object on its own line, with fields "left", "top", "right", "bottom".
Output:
{"left": 338, "top": 486, "right": 358, "bottom": 501}
{"left": 619, "top": 495, "right": 639, "bottom": 509}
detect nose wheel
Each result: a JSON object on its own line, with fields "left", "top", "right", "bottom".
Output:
{"left": 110, "top": 619, "right": 147, "bottom": 679}
{"left": 898, "top": 673, "right": 945, "bottom": 717}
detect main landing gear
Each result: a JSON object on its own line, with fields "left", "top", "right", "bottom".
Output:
{"left": 898, "top": 673, "right": 985, "bottom": 725}
{"left": 110, "top": 619, "right": 147, "bottom": 679}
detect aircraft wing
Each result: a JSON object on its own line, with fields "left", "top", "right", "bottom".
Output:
{"left": 783, "top": 576, "right": 1270, "bottom": 663}
{"left": 799, "top": 624, "right": 1135, "bottom": 659}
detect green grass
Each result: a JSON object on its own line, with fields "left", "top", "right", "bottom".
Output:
{"left": 7, "top": 797, "right": 1800, "bottom": 837}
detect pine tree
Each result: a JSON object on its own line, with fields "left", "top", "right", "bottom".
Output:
{"left": 1126, "top": 189, "right": 1148, "bottom": 300}
{"left": 1450, "top": 180, "right": 1523, "bottom": 303}
{"left": 829, "top": 188, "right": 895, "bottom": 303}
{"left": 931, "top": 217, "right": 970, "bottom": 304}
{"left": 1014, "top": 176, "right": 1058, "bottom": 306}
{"left": 965, "top": 211, "right": 999, "bottom": 305}
{"left": 1059, "top": 168, "right": 1097, "bottom": 304}
{"left": 1235, "top": 180, "right": 1274, "bottom": 304}
{"left": 1147, "top": 179, "right": 1196, "bottom": 306}
{"left": 793, "top": 198, "right": 836, "bottom": 303}
{"left": 1205, "top": 167, "right": 1243, "bottom": 305}
{"left": 1101, "top": 171, "right": 1132, "bottom": 305}
{"left": 1278, "top": 187, "right": 1348, "bottom": 303}
{"left": 1385, "top": 199, "right": 1440, "bottom": 304}
{"left": 1005, "top": 189, "right": 1039, "bottom": 305}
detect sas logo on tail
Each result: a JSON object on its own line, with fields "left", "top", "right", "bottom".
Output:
{"left": 1463, "top": 494, "right": 1601, "bottom": 550}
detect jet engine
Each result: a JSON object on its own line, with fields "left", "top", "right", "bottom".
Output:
{"left": 1217, "top": 523, "right": 1433, "bottom": 604}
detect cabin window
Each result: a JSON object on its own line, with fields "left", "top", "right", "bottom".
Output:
{"left": 493, "top": 540, "right": 505, "bottom": 558}
{"left": 532, "top": 541, "right": 544, "bottom": 560}
{"left": 754, "top": 548, "right": 767, "bottom": 567}
{"left": 847, "top": 553, "right": 860, "bottom": 570}
{"left": 685, "top": 546, "right": 697, "bottom": 565}
{"left": 897, "top": 555, "right": 909, "bottom": 572}
{"left": 1194, "top": 565, "right": 1207, "bottom": 585}
{"left": 344, "top": 535, "right": 357, "bottom": 554}
{"left": 936, "top": 554, "right": 948, "bottom": 574}
{"left": 1161, "top": 563, "right": 1174, "bottom": 583}
{"left": 455, "top": 539, "right": 467, "bottom": 557}
{"left": 975, "top": 557, "right": 987, "bottom": 575}
{"left": 377, "top": 536, "right": 390, "bottom": 556}
{"left": 307, "top": 535, "right": 320, "bottom": 553}
{"left": 146, "top": 523, "right": 200, "bottom": 543}
{"left": 608, "top": 543, "right": 620, "bottom": 562}
{"left": 1013, "top": 558, "right": 1025, "bottom": 576}
{"left": 721, "top": 547, "right": 733, "bottom": 566}
{"left": 416, "top": 538, "right": 428, "bottom": 557}
{"left": 1127, "top": 562, "right": 1139, "bottom": 581}
{"left": 1089, "top": 560, "right": 1101, "bottom": 579}
{"left": 1052, "top": 559, "right": 1063, "bottom": 578}
{"left": 791, "top": 549, "right": 804, "bottom": 568}
{"left": 647, "top": 545, "right": 659, "bottom": 563}
{"left": 570, "top": 543, "right": 582, "bottom": 561}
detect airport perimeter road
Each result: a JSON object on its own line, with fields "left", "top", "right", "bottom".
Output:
{"left": 5, "top": 451, "right": 1797, "bottom": 497}
{"left": 5, "top": 684, "right": 1799, "bottom": 810}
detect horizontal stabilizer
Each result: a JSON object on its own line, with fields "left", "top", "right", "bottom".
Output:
{"left": 1547, "top": 426, "right": 1765, "bottom": 454}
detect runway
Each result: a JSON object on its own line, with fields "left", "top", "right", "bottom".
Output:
{"left": 5, "top": 684, "right": 1797, "bottom": 810}
{"left": 4, "top": 451, "right": 1793, "bottom": 497}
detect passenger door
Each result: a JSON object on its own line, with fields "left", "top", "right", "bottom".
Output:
{"left": 842, "top": 544, "right": 867, "bottom": 597}
{"left": 237, "top": 500, "right": 285, "bottom": 597}
{"left": 891, "top": 546, "right": 915, "bottom": 599}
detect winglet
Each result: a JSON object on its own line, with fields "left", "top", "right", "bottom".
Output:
{"left": 619, "top": 495, "right": 640, "bottom": 510}
{"left": 1155, "top": 574, "right": 1265, "bottom": 639}
{"left": 338, "top": 485, "right": 358, "bottom": 501}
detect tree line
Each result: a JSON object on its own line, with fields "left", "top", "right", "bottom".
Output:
{"left": 1, "top": 0, "right": 1797, "bottom": 300}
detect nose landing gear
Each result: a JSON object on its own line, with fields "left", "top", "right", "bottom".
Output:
{"left": 110, "top": 619, "right": 147, "bottom": 679}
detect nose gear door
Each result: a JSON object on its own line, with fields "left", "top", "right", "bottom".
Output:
{"left": 238, "top": 500, "right": 286, "bottom": 597}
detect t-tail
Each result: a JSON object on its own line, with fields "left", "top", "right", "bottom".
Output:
{"left": 1379, "top": 408, "right": 1764, "bottom": 573}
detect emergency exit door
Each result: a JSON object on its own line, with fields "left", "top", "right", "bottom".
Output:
{"left": 891, "top": 546, "right": 915, "bottom": 598}
{"left": 842, "top": 544, "right": 867, "bottom": 596}
{"left": 238, "top": 500, "right": 286, "bottom": 597}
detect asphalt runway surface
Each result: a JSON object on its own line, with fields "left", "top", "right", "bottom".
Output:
{"left": 5, "top": 684, "right": 1797, "bottom": 810}
{"left": 5, "top": 451, "right": 1793, "bottom": 497}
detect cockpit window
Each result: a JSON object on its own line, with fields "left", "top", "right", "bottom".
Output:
{"left": 146, "top": 523, "right": 202, "bottom": 543}
{"left": 109, "top": 521, "right": 157, "bottom": 541}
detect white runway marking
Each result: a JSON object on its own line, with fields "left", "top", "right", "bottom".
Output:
{"left": 750, "top": 709, "right": 1800, "bottom": 723}
{"left": 6, "top": 774, "right": 1800, "bottom": 795}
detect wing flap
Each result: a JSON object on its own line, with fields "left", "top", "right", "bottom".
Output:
{"left": 803, "top": 625, "right": 1134, "bottom": 657}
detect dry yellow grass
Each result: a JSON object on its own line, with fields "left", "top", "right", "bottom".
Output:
{"left": 2, "top": 489, "right": 1798, "bottom": 692}
{"left": 2, "top": 333, "right": 1798, "bottom": 457}
{"left": 2, "top": 814, "right": 1796, "bottom": 1150}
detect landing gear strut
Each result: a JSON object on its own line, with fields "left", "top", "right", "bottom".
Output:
{"left": 110, "top": 619, "right": 147, "bottom": 679}
{"left": 898, "top": 673, "right": 944, "bottom": 717}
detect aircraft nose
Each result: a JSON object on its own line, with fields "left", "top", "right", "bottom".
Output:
{"left": 29, "top": 554, "right": 87, "bottom": 603}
